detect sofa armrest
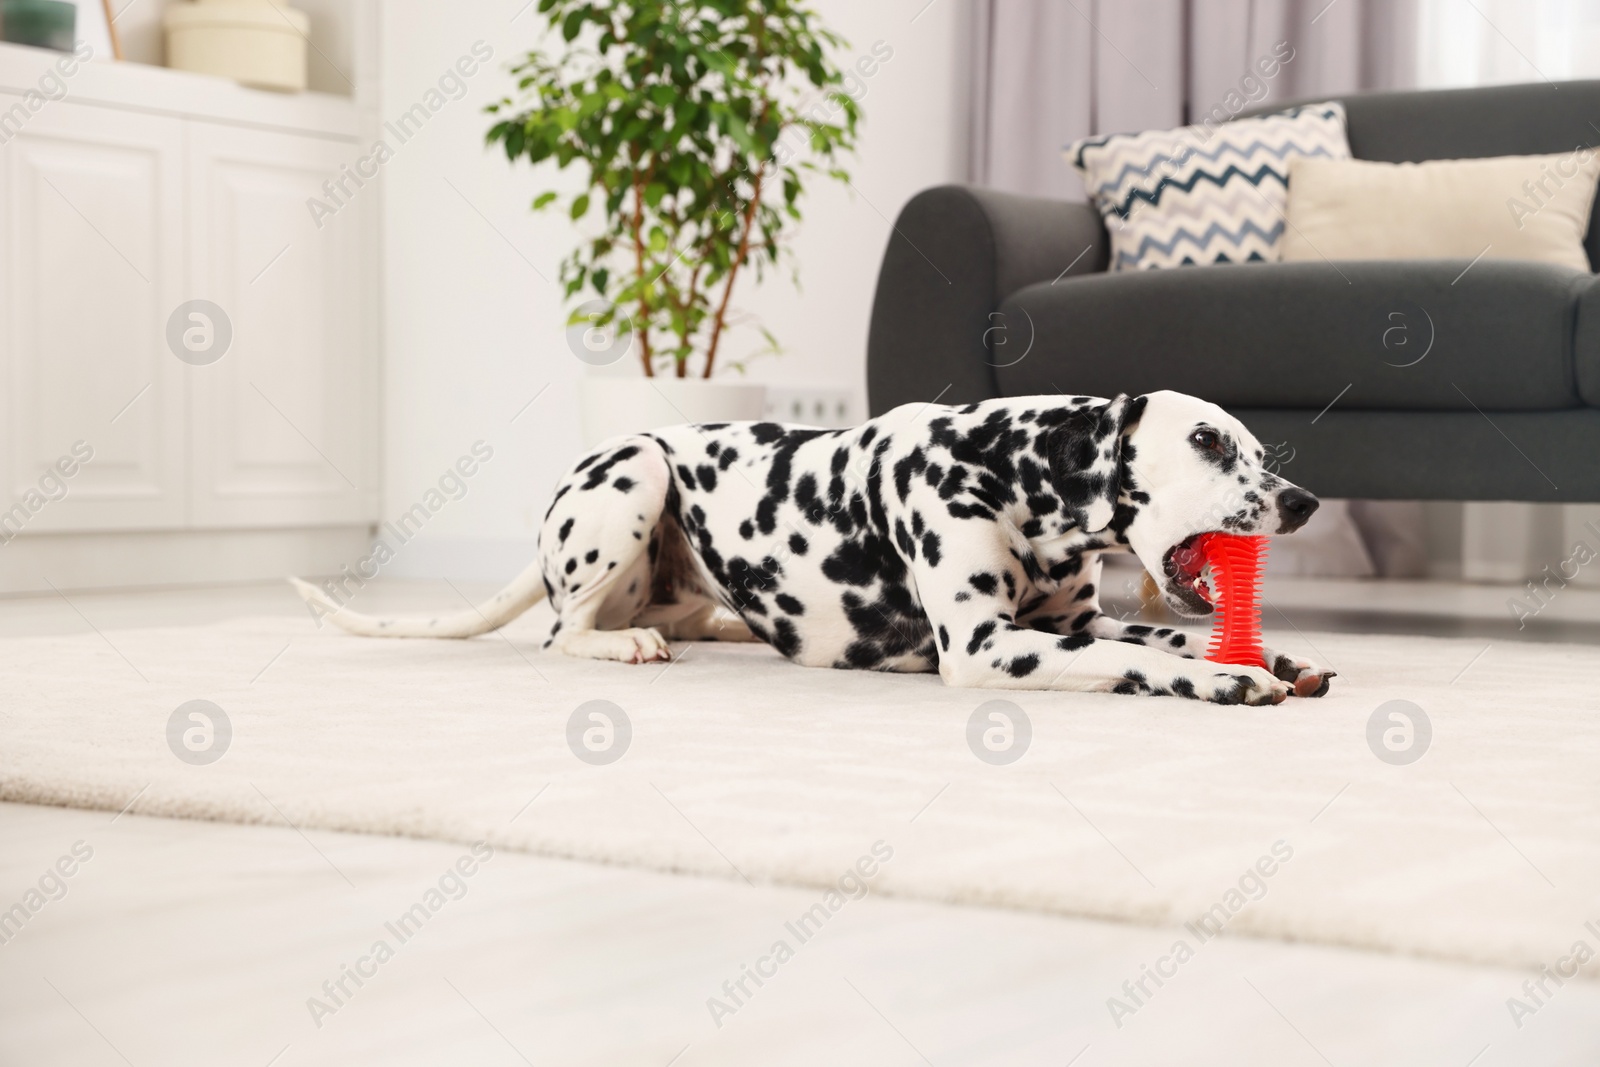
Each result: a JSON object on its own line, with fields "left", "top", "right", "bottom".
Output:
{"left": 1573, "top": 275, "right": 1600, "bottom": 407}
{"left": 866, "top": 185, "right": 1109, "bottom": 416}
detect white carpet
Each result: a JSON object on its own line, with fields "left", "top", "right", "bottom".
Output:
{"left": 3, "top": 604, "right": 1598, "bottom": 975}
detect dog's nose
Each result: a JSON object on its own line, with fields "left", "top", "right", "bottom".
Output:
{"left": 1277, "top": 488, "right": 1319, "bottom": 532}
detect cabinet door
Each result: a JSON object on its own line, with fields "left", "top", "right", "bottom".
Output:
{"left": 0, "top": 103, "right": 186, "bottom": 532}
{"left": 186, "top": 121, "right": 374, "bottom": 527}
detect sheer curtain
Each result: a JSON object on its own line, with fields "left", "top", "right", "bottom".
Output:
{"left": 1417, "top": 0, "right": 1600, "bottom": 88}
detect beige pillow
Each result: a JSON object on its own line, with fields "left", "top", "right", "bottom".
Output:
{"left": 1281, "top": 152, "right": 1600, "bottom": 271}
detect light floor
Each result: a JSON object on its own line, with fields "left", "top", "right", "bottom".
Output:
{"left": 3, "top": 802, "right": 1598, "bottom": 1067}
{"left": 2, "top": 578, "right": 1598, "bottom": 1065}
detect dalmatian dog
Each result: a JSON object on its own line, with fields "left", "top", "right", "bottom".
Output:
{"left": 292, "top": 390, "right": 1334, "bottom": 705}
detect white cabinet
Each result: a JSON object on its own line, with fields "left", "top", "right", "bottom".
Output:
{"left": 0, "top": 103, "right": 187, "bottom": 531}
{"left": 186, "top": 123, "right": 370, "bottom": 527}
{"left": 0, "top": 42, "right": 379, "bottom": 590}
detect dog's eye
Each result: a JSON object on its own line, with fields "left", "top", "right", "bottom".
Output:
{"left": 1190, "top": 429, "right": 1222, "bottom": 452}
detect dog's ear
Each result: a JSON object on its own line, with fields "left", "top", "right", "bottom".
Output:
{"left": 1047, "top": 394, "right": 1147, "bottom": 534}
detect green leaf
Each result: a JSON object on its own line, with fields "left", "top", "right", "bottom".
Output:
{"left": 570, "top": 193, "right": 590, "bottom": 220}
{"left": 532, "top": 191, "right": 559, "bottom": 211}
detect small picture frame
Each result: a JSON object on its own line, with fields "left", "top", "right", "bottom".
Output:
{"left": 71, "top": 0, "right": 122, "bottom": 61}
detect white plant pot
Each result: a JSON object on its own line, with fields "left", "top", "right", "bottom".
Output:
{"left": 579, "top": 377, "right": 767, "bottom": 449}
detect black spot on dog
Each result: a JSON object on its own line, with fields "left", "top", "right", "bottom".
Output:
{"left": 836, "top": 584, "right": 931, "bottom": 670}
{"left": 696, "top": 465, "right": 718, "bottom": 492}
{"left": 938, "top": 465, "right": 966, "bottom": 499}
{"left": 1172, "top": 677, "right": 1197, "bottom": 699}
{"left": 1057, "top": 634, "right": 1092, "bottom": 651}
{"left": 843, "top": 640, "right": 884, "bottom": 669}
{"left": 892, "top": 448, "right": 928, "bottom": 502}
{"left": 966, "top": 621, "right": 997, "bottom": 656}
{"left": 581, "top": 445, "right": 639, "bottom": 490}
{"left": 584, "top": 549, "right": 599, "bottom": 564}
{"left": 821, "top": 540, "right": 886, "bottom": 587}
{"left": 775, "top": 593, "right": 805, "bottom": 615}
{"left": 613, "top": 477, "right": 635, "bottom": 492}
{"left": 564, "top": 558, "right": 577, "bottom": 575}
{"left": 1005, "top": 654, "right": 1040, "bottom": 678}
{"left": 894, "top": 518, "right": 917, "bottom": 560}
{"left": 1074, "top": 583, "right": 1096, "bottom": 601}
{"left": 1213, "top": 675, "right": 1258, "bottom": 704}
{"left": 771, "top": 617, "right": 801, "bottom": 658}
{"left": 676, "top": 464, "right": 698, "bottom": 491}
{"left": 739, "top": 520, "right": 754, "bottom": 540}
{"left": 946, "top": 496, "right": 988, "bottom": 523}
{"left": 542, "top": 484, "right": 571, "bottom": 523}
{"left": 788, "top": 532, "right": 808, "bottom": 555}
{"left": 938, "top": 625, "right": 949, "bottom": 651}
{"left": 752, "top": 447, "right": 796, "bottom": 537}
{"left": 969, "top": 572, "right": 998, "bottom": 596}
{"left": 558, "top": 517, "right": 574, "bottom": 545}
{"left": 1070, "top": 610, "right": 1096, "bottom": 631}
{"left": 1048, "top": 556, "right": 1084, "bottom": 581}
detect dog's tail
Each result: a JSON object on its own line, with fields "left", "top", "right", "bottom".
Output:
{"left": 288, "top": 557, "right": 549, "bottom": 639}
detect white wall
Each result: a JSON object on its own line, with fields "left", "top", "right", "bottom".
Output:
{"left": 376, "top": 0, "right": 968, "bottom": 581}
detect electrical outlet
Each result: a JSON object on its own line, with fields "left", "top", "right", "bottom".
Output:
{"left": 763, "top": 386, "right": 859, "bottom": 429}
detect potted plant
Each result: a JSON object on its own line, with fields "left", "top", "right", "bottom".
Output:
{"left": 488, "top": 0, "right": 860, "bottom": 444}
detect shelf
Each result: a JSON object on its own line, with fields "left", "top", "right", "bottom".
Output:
{"left": 0, "top": 40, "right": 364, "bottom": 140}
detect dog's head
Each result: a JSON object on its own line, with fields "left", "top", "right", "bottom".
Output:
{"left": 1047, "top": 390, "right": 1318, "bottom": 617}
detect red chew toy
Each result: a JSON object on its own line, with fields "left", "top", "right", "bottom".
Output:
{"left": 1192, "top": 533, "right": 1268, "bottom": 667}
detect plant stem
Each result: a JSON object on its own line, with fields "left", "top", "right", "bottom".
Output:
{"left": 703, "top": 170, "right": 762, "bottom": 380}
{"left": 630, "top": 168, "right": 653, "bottom": 376}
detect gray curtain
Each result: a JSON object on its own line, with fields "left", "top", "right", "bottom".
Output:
{"left": 969, "top": 0, "right": 1420, "bottom": 200}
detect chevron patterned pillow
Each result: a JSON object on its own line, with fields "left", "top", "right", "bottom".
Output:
{"left": 1068, "top": 103, "right": 1351, "bottom": 270}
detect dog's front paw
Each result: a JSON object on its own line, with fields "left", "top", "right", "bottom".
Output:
{"left": 1267, "top": 650, "right": 1336, "bottom": 698}
{"left": 1197, "top": 665, "right": 1290, "bottom": 706}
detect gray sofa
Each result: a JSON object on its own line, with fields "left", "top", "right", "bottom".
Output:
{"left": 866, "top": 80, "right": 1600, "bottom": 501}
